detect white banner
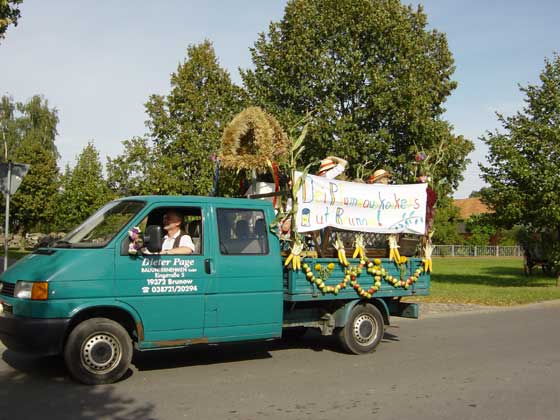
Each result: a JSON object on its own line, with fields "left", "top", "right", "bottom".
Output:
{"left": 295, "top": 173, "right": 427, "bottom": 234}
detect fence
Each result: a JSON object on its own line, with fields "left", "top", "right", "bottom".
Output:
{"left": 433, "top": 245, "right": 523, "bottom": 257}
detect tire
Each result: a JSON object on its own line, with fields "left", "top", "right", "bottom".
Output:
{"left": 64, "top": 318, "right": 133, "bottom": 385}
{"left": 338, "top": 304, "right": 384, "bottom": 355}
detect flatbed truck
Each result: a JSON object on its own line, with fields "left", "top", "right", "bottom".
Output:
{"left": 0, "top": 195, "right": 428, "bottom": 384}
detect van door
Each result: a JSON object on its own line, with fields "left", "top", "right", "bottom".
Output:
{"left": 204, "top": 206, "right": 283, "bottom": 341}
{"left": 115, "top": 203, "right": 210, "bottom": 346}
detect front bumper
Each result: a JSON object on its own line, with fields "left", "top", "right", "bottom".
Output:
{"left": 0, "top": 312, "right": 70, "bottom": 356}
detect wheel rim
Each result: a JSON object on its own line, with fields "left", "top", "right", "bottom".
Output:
{"left": 81, "top": 332, "right": 122, "bottom": 375}
{"left": 352, "top": 313, "right": 379, "bottom": 346}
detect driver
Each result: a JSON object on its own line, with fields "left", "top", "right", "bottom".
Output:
{"left": 160, "top": 210, "right": 196, "bottom": 255}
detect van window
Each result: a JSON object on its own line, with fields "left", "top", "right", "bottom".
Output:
{"left": 139, "top": 206, "right": 203, "bottom": 254}
{"left": 60, "top": 200, "right": 145, "bottom": 248}
{"left": 217, "top": 209, "right": 269, "bottom": 255}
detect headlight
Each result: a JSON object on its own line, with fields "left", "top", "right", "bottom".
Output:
{"left": 14, "top": 281, "right": 49, "bottom": 300}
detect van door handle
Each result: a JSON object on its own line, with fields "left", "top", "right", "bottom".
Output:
{"left": 204, "top": 258, "right": 213, "bottom": 274}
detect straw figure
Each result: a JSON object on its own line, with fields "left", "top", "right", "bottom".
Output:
{"left": 367, "top": 169, "right": 391, "bottom": 184}
{"left": 219, "top": 107, "right": 290, "bottom": 172}
{"left": 317, "top": 156, "right": 348, "bottom": 179}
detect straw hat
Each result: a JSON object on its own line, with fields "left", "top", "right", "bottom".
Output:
{"left": 318, "top": 158, "right": 337, "bottom": 175}
{"left": 367, "top": 169, "right": 391, "bottom": 183}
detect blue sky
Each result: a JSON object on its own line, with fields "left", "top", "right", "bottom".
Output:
{"left": 1, "top": 0, "right": 559, "bottom": 197}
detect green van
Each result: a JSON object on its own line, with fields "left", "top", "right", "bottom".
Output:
{"left": 0, "top": 196, "right": 429, "bottom": 384}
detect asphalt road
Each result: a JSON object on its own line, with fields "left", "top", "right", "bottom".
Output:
{"left": 1, "top": 302, "right": 559, "bottom": 420}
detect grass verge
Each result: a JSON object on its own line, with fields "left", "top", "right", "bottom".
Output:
{"left": 412, "top": 257, "right": 560, "bottom": 306}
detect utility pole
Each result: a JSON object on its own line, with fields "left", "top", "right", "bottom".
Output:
{"left": 0, "top": 117, "right": 30, "bottom": 273}
{"left": 2, "top": 125, "right": 8, "bottom": 272}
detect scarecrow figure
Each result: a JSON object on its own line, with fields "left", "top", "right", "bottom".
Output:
{"left": 367, "top": 169, "right": 391, "bottom": 184}
{"left": 317, "top": 156, "right": 348, "bottom": 179}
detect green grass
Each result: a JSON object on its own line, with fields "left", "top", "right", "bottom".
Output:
{"left": 413, "top": 257, "right": 560, "bottom": 306}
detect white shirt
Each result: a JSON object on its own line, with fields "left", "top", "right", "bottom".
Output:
{"left": 323, "top": 163, "right": 345, "bottom": 179}
{"left": 162, "top": 230, "right": 195, "bottom": 252}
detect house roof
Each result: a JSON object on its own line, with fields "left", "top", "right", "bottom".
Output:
{"left": 453, "top": 198, "right": 492, "bottom": 220}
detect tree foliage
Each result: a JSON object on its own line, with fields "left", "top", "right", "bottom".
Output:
{"left": 0, "top": 0, "right": 22, "bottom": 42}
{"left": 468, "top": 187, "right": 491, "bottom": 199}
{"left": 480, "top": 55, "right": 560, "bottom": 232}
{"left": 108, "top": 40, "right": 246, "bottom": 197}
{"left": 464, "top": 214, "right": 496, "bottom": 246}
{"left": 431, "top": 198, "right": 464, "bottom": 245}
{"left": 242, "top": 0, "right": 473, "bottom": 195}
{"left": 0, "top": 95, "right": 60, "bottom": 233}
{"left": 57, "top": 142, "right": 113, "bottom": 231}
{"left": 480, "top": 54, "right": 560, "bottom": 280}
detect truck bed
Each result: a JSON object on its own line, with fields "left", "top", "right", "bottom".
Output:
{"left": 283, "top": 257, "right": 430, "bottom": 302}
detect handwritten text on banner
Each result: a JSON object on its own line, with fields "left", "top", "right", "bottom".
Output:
{"left": 295, "top": 173, "right": 427, "bottom": 234}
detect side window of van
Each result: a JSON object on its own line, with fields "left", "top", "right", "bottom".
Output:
{"left": 138, "top": 207, "right": 203, "bottom": 255}
{"left": 217, "top": 209, "right": 269, "bottom": 255}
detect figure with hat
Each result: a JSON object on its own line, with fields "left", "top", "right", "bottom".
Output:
{"left": 367, "top": 169, "right": 391, "bottom": 184}
{"left": 317, "top": 156, "right": 348, "bottom": 179}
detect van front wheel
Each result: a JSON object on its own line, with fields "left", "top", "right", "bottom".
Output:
{"left": 64, "top": 318, "right": 133, "bottom": 385}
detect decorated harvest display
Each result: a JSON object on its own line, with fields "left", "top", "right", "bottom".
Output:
{"left": 217, "top": 107, "right": 437, "bottom": 298}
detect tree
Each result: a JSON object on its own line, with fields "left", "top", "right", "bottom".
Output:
{"left": 108, "top": 40, "right": 246, "bottom": 197}
{"left": 0, "top": 0, "right": 23, "bottom": 42}
{"left": 468, "top": 187, "right": 491, "bottom": 199}
{"left": 57, "top": 142, "right": 113, "bottom": 231}
{"left": 464, "top": 214, "right": 495, "bottom": 246}
{"left": 480, "top": 54, "right": 560, "bottom": 281}
{"left": 107, "top": 136, "right": 153, "bottom": 196}
{"left": 241, "top": 0, "right": 473, "bottom": 196}
{"left": 1, "top": 95, "right": 61, "bottom": 234}
{"left": 431, "top": 198, "right": 464, "bottom": 245}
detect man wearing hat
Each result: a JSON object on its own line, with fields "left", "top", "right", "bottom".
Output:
{"left": 367, "top": 169, "right": 391, "bottom": 184}
{"left": 317, "top": 156, "right": 348, "bottom": 179}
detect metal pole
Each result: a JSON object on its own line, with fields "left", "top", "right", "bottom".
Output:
{"left": 2, "top": 124, "right": 7, "bottom": 272}
{"left": 4, "top": 162, "right": 10, "bottom": 272}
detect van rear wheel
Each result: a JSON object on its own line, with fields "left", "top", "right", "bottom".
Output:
{"left": 338, "top": 304, "right": 384, "bottom": 354}
{"left": 64, "top": 318, "right": 132, "bottom": 385}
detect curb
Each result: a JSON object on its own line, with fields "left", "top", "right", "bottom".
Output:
{"left": 416, "top": 299, "right": 560, "bottom": 318}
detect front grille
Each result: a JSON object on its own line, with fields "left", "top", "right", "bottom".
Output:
{"left": 0, "top": 282, "right": 15, "bottom": 297}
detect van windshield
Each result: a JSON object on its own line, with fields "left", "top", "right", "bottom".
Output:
{"left": 54, "top": 200, "right": 146, "bottom": 248}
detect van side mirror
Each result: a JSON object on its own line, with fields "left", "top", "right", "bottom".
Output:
{"left": 144, "top": 225, "right": 163, "bottom": 253}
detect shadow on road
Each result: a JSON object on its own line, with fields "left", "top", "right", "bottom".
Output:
{"left": 133, "top": 330, "right": 343, "bottom": 372}
{"left": 0, "top": 350, "right": 156, "bottom": 420}
{"left": 134, "top": 329, "right": 399, "bottom": 372}
{"left": 1, "top": 328, "right": 401, "bottom": 383}
{"left": 381, "top": 331, "right": 400, "bottom": 342}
